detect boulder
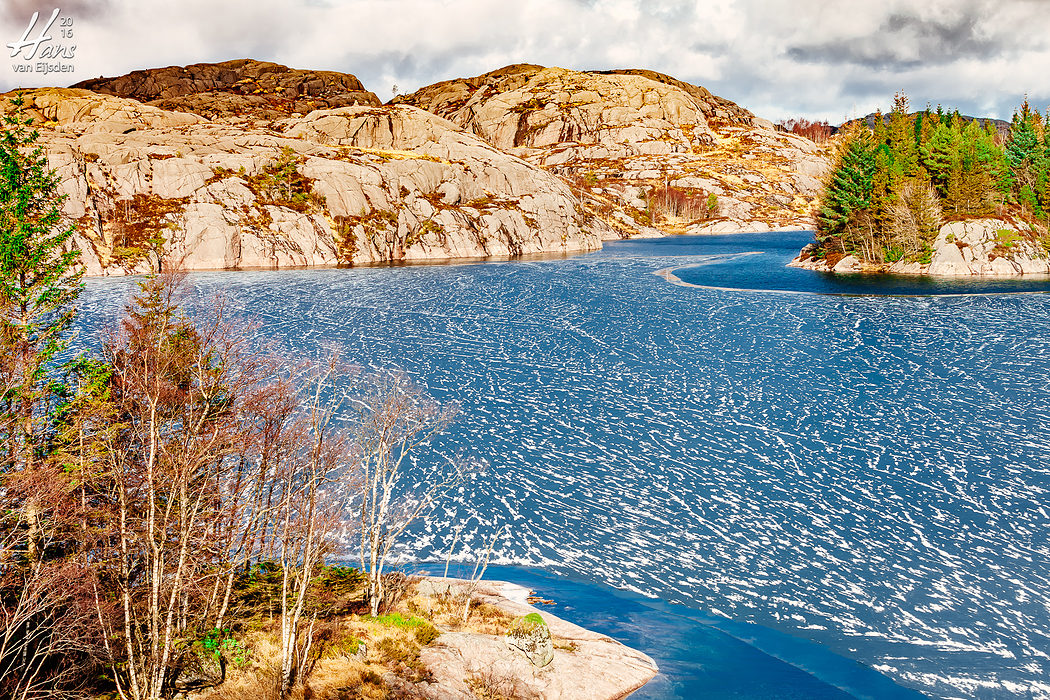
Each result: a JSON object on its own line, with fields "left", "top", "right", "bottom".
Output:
{"left": 171, "top": 652, "right": 224, "bottom": 693}
{"left": 832, "top": 255, "right": 860, "bottom": 272}
{"left": 505, "top": 613, "right": 555, "bottom": 668}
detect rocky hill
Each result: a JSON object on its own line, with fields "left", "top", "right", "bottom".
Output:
{"left": 395, "top": 63, "right": 830, "bottom": 235}
{"left": 9, "top": 60, "right": 834, "bottom": 275}
{"left": 73, "top": 59, "right": 381, "bottom": 119}
{"left": 7, "top": 87, "right": 617, "bottom": 275}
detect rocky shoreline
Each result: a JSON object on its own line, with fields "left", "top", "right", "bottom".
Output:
{"left": 790, "top": 218, "right": 1050, "bottom": 277}
{"left": 408, "top": 577, "right": 659, "bottom": 700}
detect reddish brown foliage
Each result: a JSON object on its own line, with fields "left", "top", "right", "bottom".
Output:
{"left": 776, "top": 118, "right": 835, "bottom": 144}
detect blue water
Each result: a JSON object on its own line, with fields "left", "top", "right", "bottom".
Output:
{"left": 642, "top": 232, "right": 1050, "bottom": 296}
{"left": 433, "top": 563, "right": 924, "bottom": 700}
{"left": 80, "top": 232, "right": 1050, "bottom": 699}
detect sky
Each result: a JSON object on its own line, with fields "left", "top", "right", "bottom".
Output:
{"left": 2, "top": 0, "right": 1048, "bottom": 123}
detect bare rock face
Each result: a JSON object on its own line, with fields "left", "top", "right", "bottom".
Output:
{"left": 73, "top": 59, "right": 381, "bottom": 119}
{"left": 926, "top": 219, "right": 1050, "bottom": 276}
{"left": 394, "top": 64, "right": 719, "bottom": 158}
{"left": 3, "top": 88, "right": 611, "bottom": 275}
{"left": 599, "top": 68, "right": 756, "bottom": 125}
{"left": 396, "top": 64, "right": 830, "bottom": 235}
{"left": 6, "top": 88, "right": 203, "bottom": 131}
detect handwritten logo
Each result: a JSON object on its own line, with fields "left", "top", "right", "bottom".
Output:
{"left": 8, "top": 8, "right": 77, "bottom": 77}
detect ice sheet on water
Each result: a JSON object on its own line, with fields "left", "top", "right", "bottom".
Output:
{"left": 80, "top": 236, "right": 1050, "bottom": 700}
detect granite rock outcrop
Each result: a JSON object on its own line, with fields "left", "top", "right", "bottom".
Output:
{"left": 396, "top": 64, "right": 830, "bottom": 235}
{"left": 4, "top": 88, "right": 614, "bottom": 275}
{"left": 409, "top": 577, "right": 658, "bottom": 700}
{"left": 73, "top": 58, "right": 381, "bottom": 119}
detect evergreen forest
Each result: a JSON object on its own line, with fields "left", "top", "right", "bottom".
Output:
{"left": 816, "top": 94, "right": 1050, "bottom": 265}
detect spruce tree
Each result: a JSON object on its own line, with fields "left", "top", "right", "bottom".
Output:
{"left": 1006, "top": 101, "right": 1045, "bottom": 194}
{"left": 818, "top": 130, "right": 876, "bottom": 242}
{"left": 0, "top": 92, "right": 82, "bottom": 560}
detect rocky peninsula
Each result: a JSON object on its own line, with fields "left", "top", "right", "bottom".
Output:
{"left": 204, "top": 574, "right": 658, "bottom": 700}
{"left": 791, "top": 218, "right": 1050, "bottom": 276}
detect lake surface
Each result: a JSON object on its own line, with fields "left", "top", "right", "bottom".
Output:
{"left": 81, "top": 232, "right": 1050, "bottom": 699}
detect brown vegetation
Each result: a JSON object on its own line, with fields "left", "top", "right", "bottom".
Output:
{"left": 776, "top": 118, "right": 835, "bottom": 144}
{"left": 2, "top": 262, "right": 476, "bottom": 698}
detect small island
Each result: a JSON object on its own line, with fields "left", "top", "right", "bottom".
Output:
{"left": 792, "top": 95, "right": 1050, "bottom": 276}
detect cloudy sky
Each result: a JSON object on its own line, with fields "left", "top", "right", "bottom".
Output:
{"left": 2, "top": 0, "right": 1048, "bottom": 123}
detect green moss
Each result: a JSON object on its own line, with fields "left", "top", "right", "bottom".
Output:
{"left": 243, "top": 146, "right": 325, "bottom": 212}
{"left": 507, "top": 612, "right": 547, "bottom": 636}
{"left": 522, "top": 613, "right": 545, "bottom": 626}
{"left": 995, "top": 228, "right": 1022, "bottom": 248}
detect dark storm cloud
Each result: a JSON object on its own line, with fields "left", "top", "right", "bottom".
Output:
{"left": 1, "top": 0, "right": 110, "bottom": 22}
{"left": 787, "top": 8, "right": 1003, "bottom": 69}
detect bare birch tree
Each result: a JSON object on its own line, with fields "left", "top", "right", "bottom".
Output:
{"left": 94, "top": 272, "right": 279, "bottom": 700}
{"left": 351, "top": 373, "right": 477, "bottom": 616}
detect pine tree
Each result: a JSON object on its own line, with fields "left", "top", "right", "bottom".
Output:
{"left": 956, "top": 122, "right": 993, "bottom": 215}
{"left": 1, "top": 92, "right": 82, "bottom": 488}
{"left": 920, "top": 122, "right": 960, "bottom": 196}
{"left": 870, "top": 145, "right": 894, "bottom": 238}
{"left": 872, "top": 109, "right": 886, "bottom": 145}
{"left": 818, "top": 129, "right": 876, "bottom": 243}
{"left": 887, "top": 92, "right": 918, "bottom": 175}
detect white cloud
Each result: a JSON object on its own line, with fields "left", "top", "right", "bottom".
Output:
{"left": 1, "top": 0, "right": 1047, "bottom": 122}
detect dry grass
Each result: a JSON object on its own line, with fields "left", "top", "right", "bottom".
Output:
{"left": 402, "top": 590, "right": 514, "bottom": 636}
{"left": 200, "top": 601, "right": 441, "bottom": 699}
{"left": 198, "top": 578, "right": 547, "bottom": 699}
{"left": 465, "top": 665, "right": 542, "bottom": 700}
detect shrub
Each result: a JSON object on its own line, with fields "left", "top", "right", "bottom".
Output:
{"left": 996, "top": 228, "right": 1021, "bottom": 248}
{"left": 647, "top": 184, "right": 716, "bottom": 222}
{"left": 414, "top": 621, "right": 440, "bottom": 645}
{"left": 245, "top": 146, "right": 325, "bottom": 212}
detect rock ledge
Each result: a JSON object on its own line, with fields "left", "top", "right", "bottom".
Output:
{"left": 410, "top": 577, "right": 658, "bottom": 700}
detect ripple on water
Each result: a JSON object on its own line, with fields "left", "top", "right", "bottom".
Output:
{"left": 80, "top": 233, "right": 1050, "bottom": 699}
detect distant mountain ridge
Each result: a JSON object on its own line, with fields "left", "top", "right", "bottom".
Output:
{"left": 847, "top": 111, "right": 1010, "bottom": 135}
{"left": 72, "top": 58, "right": 381, "bottom": 118}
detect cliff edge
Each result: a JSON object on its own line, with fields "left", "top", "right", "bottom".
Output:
{"left": 4, "top": 85, "right": 618, "bottom": 274}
